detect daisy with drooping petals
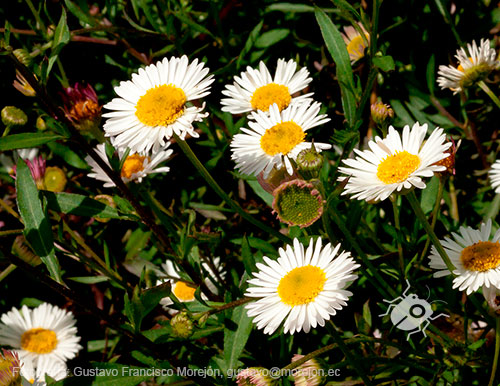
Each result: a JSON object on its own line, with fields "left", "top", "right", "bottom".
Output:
{"left": 429, "top": 220, "right": 500, "bottom": 295}
{"left": 341, "top": 23, "right": 370, "bottom": 64}
{"left": 0, "top": 303, "right": 82, "bottom": 367}
{"left": 338, "top": 122, "right": 451, "bottom": 202}
{"left": 231, "top": 102, "right": 331, "bottom": 178}
{"left": 490, "top": 159, "right": 500, "bottom": 193}
{"left": 245, "top": 238, "right": 359, "bottom": 335}
{"left": 437, "top": 39, "right": 499, "bottom": 94}
{"left": 159, "top": 258, "right": 225, "bottom": 312}
{"left": 221, "top": 58, "right": 314, "bottom": 115}
{"left": 85, "top": 143, "right": 173, "bottom": 188}
{"left": 103, "top": 56, "right": 214, "bottom": 153}
{"left": 21, "top": 356, "right": 67, "bottom": 385}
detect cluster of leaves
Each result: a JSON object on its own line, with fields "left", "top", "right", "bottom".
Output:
{"left": 1, "top": 0, "right": 500, "bottom": 385}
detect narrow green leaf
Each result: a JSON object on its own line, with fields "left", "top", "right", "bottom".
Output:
{"left": 47, "top": 8, "right": 70, "bottom": 75}
{"left": 43, "top": 191, "right": 136, "bottom": 220}
{"left": 68, "top": 276, "right": 110, "bottom": 284}
{"left": 246, "top": 179, "right": 273, "bottom": 207}
{"left": 47, "top": 142, "right": 89, "bottom": 170}
{"left": 420, "top": 175, "right": 439, "bottom": 214}
{"left": 139, "top": 282, "right": 171, "bottom": 317}
{"left": 372, "top": 55, "right": 395, "bottom": 72}
{"left": 427, "top": 55, "right": 436, "bottom": 95}
{"left": 330, "top": 0, "right": 361, "bottom": 19}
{"left": 237, "top": 20, "right": 263, "bottom": 68}
{"left": 0, "top": 133, "right": 64, "bottom": 151}
{"left": 4, "top": 20, "right": 11, "bottom": 46}
{"left": 315, "top": 8, "right": 357, "bottom": 127}
{"left": 90, "top": 363, "right": 151, "bottom": 386}
{"left": 254, "top": 28, "right": 290, "bottom": 49}
{"left": 224, "top": 305, "right": 253, "bottom": 370}
{"left": 15, "top": 159, "right": 62, "bottom": 282}
{"left": 64, "top": 0, "right": 96, "bottom": 27}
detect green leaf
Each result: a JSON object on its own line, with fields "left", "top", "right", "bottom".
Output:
{"left": 91, "top": 362, "right": 152, "bottom": 385}
{"left": 254, "top": 29, "right": 290, "bottom": 49}
{"left": 373, "top": 55, "right": 395, "bottom": 72}
{"left": 0, "top": 133, "right": 64, "bottom": 151}
{"left": 224, "top": 305, "right": 253, "bottom": 370}
{"left": 47, "top": 142, "right": 89, "bottom": 170}
{"left": 15, "top": 159, "right": 62, "bottom": 282}
{"left": 246, "top": 179, "right": 273, "bottom": 207}
{"left": 68, "top": 276, "right": 110, "bottom": 284}
{"left": 43, "top": 191, "right": 136, "bottom": 220}
{"left": 427, "top": 55, "right": 436, "bottom": 95}
{"left": 420, "top": 176, "right": 440, "bottom": 214}
{"left": 315, "top": 8, "right": 357, "bottom": 127}
{"left": 139, "top": 282, "right": 171, "bottom": 317}
{"left": 64, "top": 0, "right": 96, "bottom": 27}
{"left": 241, "top": 236, "right": 256, "bottom": 276}
{"left": 237, "top": 20, "right": 263, "bottom": 68}
{"left": 47, "top": 8, "right": 70, "bottom": 76}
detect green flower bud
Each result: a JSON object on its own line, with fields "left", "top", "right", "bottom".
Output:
{"left": 12, "top": 236, "right": 41, "bottom": 267}
{"left": 1, "top": 106, "right": 28, "bottom": 127}
{"left": 93, "top": 194, "right": 116, "bottom": 223}
{"left": 371, "top": 102, "right": 394, "bottom": 126}
{"left": 296, "top": 144, "right": 324, "bottom": 179}
{"left": 13, "top": 48, "right": 32, "bottom": 67}
{"left": 36, "top": 116, "right": 47, "bottom": 131}
{"left": 171, "top": 311, "right": 194, "bottom": 339}
{"left": 43, "top": 166, "right": 67, "bottom": 192}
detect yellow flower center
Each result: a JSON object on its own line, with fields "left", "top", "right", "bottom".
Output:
{"left": 173, "top": 281, "right": 197, "bottom": 301}
{"left": 376, "top": 150, "right": 421, "bottom": 184}
{"left": 121, "top": 154, "right": 147, "bottom": 179}
{"left": 277, "top": 265, "right": 326, "bottom": 306}
{"left": 250, "top": 83, "right": 291, "bottom": 112}
{"left": 260, "top": 121, "right": 305, "bottom": 156}
{"left": 21, "top": 328, "right": 58, "bottom": 354}
{"left": 347, "top": 35, "right": 367, "bottom": 57}
{"left": 135, "top": 84, "right": 186, "bottom": 127}
{"left": 460, "top": 241, "right": 500, "bottom": 272}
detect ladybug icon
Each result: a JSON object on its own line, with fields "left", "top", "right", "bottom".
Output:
{"left": 379, "top": 280, "right": 448, "bottom": 340}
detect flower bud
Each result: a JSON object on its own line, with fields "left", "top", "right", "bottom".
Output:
{"left": 93, "top": 194, "right": 116, "bottom": 223}
{"left": 13, "top": 48, "right": 32, "bottom": 67}
{"left": 296, "top": 143, "right": 324, "bottom": 179}
{"left": 1, "top": 106, "right": 28, "bottom": 127}
{"left": 171, "top": 311, "right": 194, "bottom": 339}
{"left": 43, "top": 166, "right": 67, "bottom": 192}
{"left": 291, "top": 354, "right": 327, "bottom": 386}
{"left": 371, "top": 102, "right": 394, "bottom": 126}
{"left": 36, "top": 116, "right": 47, "bottom": 131}
{"left": 12, "top": 236, "right": 42, "bottom": 267}
{"left": 272, "top": 179, "right": 324, "bottom": 228}
{"left": 236, "top": 367, "right": 274, "bottom": 386}
{"left": 13, "top": 70, "right": 36, "bottom": 97}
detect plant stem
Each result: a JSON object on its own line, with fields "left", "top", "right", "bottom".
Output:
{"left": 407, "top": 190, "right": 455, "bottom": 273}
{"left": 489, "top": 316, "right": 500, "bottom": 386}
{"left": 449, "top": 176, "right": 460, "bottom": 222}
{"left": 479, "top": 81, "right": 500, "bottom": 111}
{"left": 207, "top": 297, "right": 252, "bottom": 315}
{"left": 173, "top": 133, "right": 290, "bottom": 244}
{"left": 0, "top": 198, "right": 22, "bottom": 222}
{"left": 24, "top": 0, "right": 47, "bottom": 37}
{"left": 281, "top": 342, "right": 337, "bottom": 371}
{"left": 391, "top": 195, "right": 405, "bottom": 279}
{"left": 419, "top": 177, "right": 445, "bottom": 263}
{"left": 327, "top": 201, "right": 396, "bottom": 299}
{"left": 0, "top": 229, "right": 24, "bottom": 237}
{"left": 0, "top": 264, "right": 16, "bottom": 282}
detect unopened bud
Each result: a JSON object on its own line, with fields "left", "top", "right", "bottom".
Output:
{"left": 12, "top": 236, "right": 41, "bottom": 266}
{"left": 171, "top": 311, "right": 194, "bottom": 339}
{"left": 36, "top": 116, "right": 47, "bottom": 131}
{"left": 13, "top": 48, "right": 32, "bottom": 67}
{"left": 93, "top": 194, "right": 116, "bottom": 223}
{"left": 296, "top": 143, "right": 324, "bottom": 179}
{"left": 1, "top": 106, "right": 28, "bottom": 127}
{"left": 371, "top": 102, "right": 394, "bottom": 126}
{"left": 43, "top": 166, "right": 67, "bottom": 192}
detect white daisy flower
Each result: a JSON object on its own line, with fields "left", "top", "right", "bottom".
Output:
{"left": 338, "top": 122, "right": 451, "bottom": 202}
{"left": 230, "top": 102, "right": 331, "bottom": 178}
{"left": 159, "top": 258, "right": 225, "bottom": 311}
{"left": 21, "top": 356, "right": 67, "bottom": 385}
{"left": 490, "top": 159, "right": 500, "bottom": 193}
{"left": 429, "top": 220, "right": 500, "bottom": 295}
{"left": 103, "top": 55, "right": 214, "bottom": 153}
{"left": 0, "top": 303, "right": 82, "bottom": 367}
{"left": 437, "top": 39, "right": 499, "bottom": 94}
{"left": 341, "top": 23, "right": 370, "bottom": 64}
{"left": 85, "top": 143, "right": 172, "bottom": 188}
{"left": 221, "top": 58, "right": 314, "bottom": 115}
{"left": 245, "top": 238, "right": 359, "bottom": 335}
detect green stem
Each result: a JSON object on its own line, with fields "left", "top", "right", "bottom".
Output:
{"left": 419, "top": 177, "right": 445, "bottom": 263}
{"left": 281, "top": 342, "right": 337, "bottom": 371}
{"left": 56, "top": 58, "right": 69, "bottom": 88}
{"left": 479, "top": 81, "right": 500, "bottom": 111}
{"left": 24, "top": 0, "right": 47, "bottom": 37}
{"left": 0, "top": 229, "right": 24, "bottom": 237}
{"left": 329, "top": 322, "right": 374, "bottom": 386}
{"left": 391, "top": 195, "right": 405, "bottom": 279}
{"left": 3, "top": 124, "right": 12, "bottom": 137}
{"left": 449, "top": 176, "right": 460, "bottom": 222}
{"left": 489, "top": 316, "right": 500, "bottom": 386}
{"left": 206, "top": 297, "right": 252, "bottom": 316}
{"left": 173, "top": 134, "right": 290, "bottom": 244}
{"left": 0, "top": 264, "right": 16, "bottom": 282}
{"left": 407, "top": 190, "right": 455, "bottom": 273}
{"left": 327, "top": 201, "right": 396, "bottom": 299}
